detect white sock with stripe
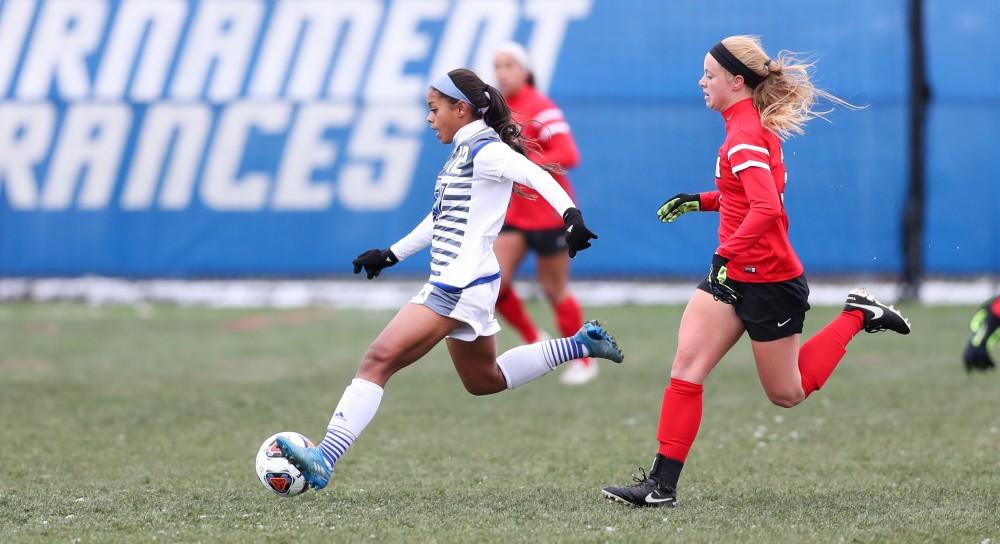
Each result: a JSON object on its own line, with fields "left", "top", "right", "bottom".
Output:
{"left": 497, "top": 337, "right": 589, "bottom": 389}
{"left": 318, "top": 378, "right": 383, "bottom": 469}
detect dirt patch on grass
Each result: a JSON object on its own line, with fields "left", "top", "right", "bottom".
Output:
{"left": 219, "top": 310, "right": 331, "bottom": 333}
{"left": 0, "top": 359, "right": 50, "bottom": 371}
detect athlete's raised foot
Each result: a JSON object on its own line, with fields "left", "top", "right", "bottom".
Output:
{"left": 574, "top": 320, "right": 624, "bottom": 363}
{"left": 275, "top": 436, "right": 333, "bottom": 490}
{"left": 602, "top": 467, "right": 677, "bottom": 508}
{"left": 844, "top": 288, "right": 911, "bottom": 335}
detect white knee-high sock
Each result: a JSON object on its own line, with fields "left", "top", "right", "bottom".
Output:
{"left": 318, "top": 378, "right": 383, "bottom": 469}
{"left": 497, "top": 337, "right": 589, "bottom": 389}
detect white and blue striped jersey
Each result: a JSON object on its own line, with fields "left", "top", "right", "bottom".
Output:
{"left": 390, "top": 120, "right": 576, "bottom": 291}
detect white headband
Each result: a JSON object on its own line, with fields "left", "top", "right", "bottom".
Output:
{"left": 495, "top": 41, "right": 532, "bottom": 72}
{"left": 432, "top": 73, "right": 489, "bottom": 114}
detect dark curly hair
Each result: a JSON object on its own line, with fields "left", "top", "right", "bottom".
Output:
{"left": 431, "top": 68, "right": 528, "bottom": 157}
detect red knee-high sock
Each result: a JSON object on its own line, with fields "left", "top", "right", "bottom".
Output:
{"left": 553, "top": 295, "right": 590, "bottom": 364}
{"left": 496, "top": 285, "right": 539, "bottom": 343}
{"left": 553, "top": 295, "right": 584, "bottom": 337}
{"left": 798, "top": 309, "right": 864, "bottom": 396}
{"left": 656, "top": 378, "right": 703, "bottom": 461}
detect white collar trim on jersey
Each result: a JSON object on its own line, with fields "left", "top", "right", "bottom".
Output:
{"left": 453, "top": 119, "right": 488, "bottom": 146}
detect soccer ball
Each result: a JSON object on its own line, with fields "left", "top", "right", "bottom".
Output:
{"left": 255, "top": 432, "right": 314, "bottom": 497}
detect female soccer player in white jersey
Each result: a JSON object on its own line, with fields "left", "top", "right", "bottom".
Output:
{"left": 601, "top": 35, "right": 911, "bottom": 507}
{"left": 275, "top": 68, "right": 624, "bottom": 491}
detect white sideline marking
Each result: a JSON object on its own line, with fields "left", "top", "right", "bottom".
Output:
{"left": 0, "top": 278, "right": 996, "bottom": 308}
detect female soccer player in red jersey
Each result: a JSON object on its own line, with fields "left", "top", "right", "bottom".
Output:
{"left": 602, "top": 35, "right": 912, "bottom": 507}
{"left": 272, "top": 69, "right": 624, "bottom": 492}
{"left": 492, "top": 42, "right": 596, "bottom": 385}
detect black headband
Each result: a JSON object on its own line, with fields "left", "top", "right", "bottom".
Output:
{"left": 709, "top": 42, "right": 766, "bottom": 89}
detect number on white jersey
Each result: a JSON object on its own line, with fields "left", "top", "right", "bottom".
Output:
{"left": 445, "top": 146, "right": 470, "bottom": 176}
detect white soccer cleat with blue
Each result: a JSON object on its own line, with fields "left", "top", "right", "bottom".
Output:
{"left": 275, "top": 436, "right": 333, "bottom": 491}
{"left": 573, "top": 320, "right": 624, "bottom": 363}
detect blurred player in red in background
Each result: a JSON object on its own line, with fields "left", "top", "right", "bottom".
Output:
{"left": 602, "top": 35, "right": 912, "bottom": 507}
{"left": 493, "top": 42, "right": 595, "bottom": 386}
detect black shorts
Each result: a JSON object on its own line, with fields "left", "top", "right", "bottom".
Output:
{"left": 698, "top": 275, "right": 811, "bottom": 342}
{"left": 499, "top": 225, "right": 568, "bottom": 256}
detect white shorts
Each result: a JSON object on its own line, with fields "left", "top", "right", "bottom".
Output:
{"left": 409, "top": 278, "right": 501, "bottom": 342}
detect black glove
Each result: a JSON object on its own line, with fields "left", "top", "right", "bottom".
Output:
{"left": 562, "top": 207, "right": 597, "bottom": 258}
{"left": 707, "top": 253, "right": 739, "bottom": 305}
{"left": 963, "top": 297, "right": 999, "bottom": 372}
{"left": 657, "top": 193, "right": 701, "bottom": 223}
{"left": 352, "top": 248, "right": 399, "bottom": 280}
{"left": 964, "top": 343, "right": 995, "bottom": 372}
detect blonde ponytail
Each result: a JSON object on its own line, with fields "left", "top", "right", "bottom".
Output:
{"left": 720, "top": 35, "right": 861, "bottom": 140}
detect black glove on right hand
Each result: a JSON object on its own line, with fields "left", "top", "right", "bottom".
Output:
{"left": 562, "top": 207, "right": 598, "bottom": 258}
{"left": 352, "top": 248, "right": 399, "bottom": 280}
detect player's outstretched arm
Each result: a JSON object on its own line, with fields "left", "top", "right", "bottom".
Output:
{"left": 657, "top": 191, "right": 722, "bottom": 223}
{"left": 487, "top": 146, "right": 597, "bottom": 257}
{"left": 352, "top": 213, "right": 433, "bottom": 280}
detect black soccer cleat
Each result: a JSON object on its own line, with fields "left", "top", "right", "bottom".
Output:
{"left": 843, "top": 288, "right": 911, "bottom": 335}
{"left": 602, "top": 467, "right": 677, "bottom": 508}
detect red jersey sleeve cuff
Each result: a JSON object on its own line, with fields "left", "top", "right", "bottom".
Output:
{"left": 699, "top": 191, "right": 721, "bottom": 211}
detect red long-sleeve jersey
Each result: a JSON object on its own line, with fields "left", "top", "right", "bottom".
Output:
{"left": 503, "top": 84, "right": 580, "bottom": 230}
{"left": 698, "top": 98, "right": 803, "bottom": 283}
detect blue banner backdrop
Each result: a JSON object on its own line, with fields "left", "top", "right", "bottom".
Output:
{"left": 0, "top": 0, "right": 992, "bottom": 277}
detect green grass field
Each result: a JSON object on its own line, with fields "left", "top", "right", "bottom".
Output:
{"left": 1, "top": 300, "right": 998, "bottom": 543}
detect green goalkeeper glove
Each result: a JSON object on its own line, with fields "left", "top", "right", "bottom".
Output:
{"left": 657, "top": 193, "right": 701, "bottom": 223}
{"left": 964, "top": 296, "right": 999, "bottom": 372}
{"left": 707, "top": 253, "right": 739, "bottom": 305}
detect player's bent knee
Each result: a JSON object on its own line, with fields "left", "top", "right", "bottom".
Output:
{"left": 460, "top": 376, "right": 505, "bottom": 396}
{"left": 766, "top": 389, "right": 804, "bottom": 408}
{"left": 463, "top": 383, "right": 498, "bottom": 396}
{"left": 498, "top": 273, "right": 516, "bottom": 291}
{"left": 670, "top": 350, "right": 712, "bottom": 382}
{"left": 542, "top": 286, "right": 568, "bottom": 305}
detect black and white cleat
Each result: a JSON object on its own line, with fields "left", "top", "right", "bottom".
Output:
{"left": 601, "top": 467, "right": 677, "bottom": 508}
{"left": 844, "top": 288, "right": 912, "bottom": 335}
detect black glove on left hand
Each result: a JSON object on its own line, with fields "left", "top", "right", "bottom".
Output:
{"left": 657, "top": 192, "right": 701, "bottom": 223}
{"left": 707, "top": 253, "right": 739, "bottom": 305}
{"left": 562, "top": 207, "right": 597, "bottom": 258}
{"left": 352, "top": 248, "right": 399, "bottom": 279}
